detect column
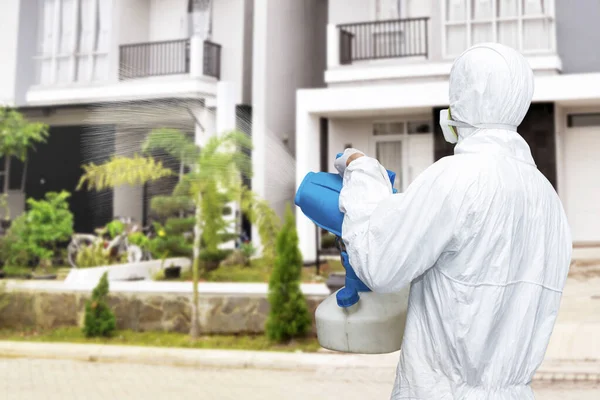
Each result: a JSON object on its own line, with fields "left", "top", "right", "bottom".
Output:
{"left": 295, "top": 93, "right": 321, "bottom": 264}
{"left": 216, "top": 81, "right": 239, "bottom": 249}
{"left": 113, "top": 128, "right": 145, "bottom": 224}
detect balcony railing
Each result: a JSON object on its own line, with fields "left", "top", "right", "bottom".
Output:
{"left": 119, "top": 39, "right": 190, "bottom": 80}
{"left": 203, "top": 41, "right": 222, "bottom": 79}
{"left": 338, "top": 17, "right": 429, "bottom": 64}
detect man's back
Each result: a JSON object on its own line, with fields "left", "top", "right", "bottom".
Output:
{"left": 392, "top": 153, "right": 572, "bottom": 399}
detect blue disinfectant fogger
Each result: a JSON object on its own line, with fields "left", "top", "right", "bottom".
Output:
{"left": 294, "top": 153, "right": 410, "bottom": 354}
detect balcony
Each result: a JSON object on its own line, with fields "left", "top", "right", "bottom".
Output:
{"left": 119, "top": 38, "right": 221, "bottom": 80}
{"left": 336, "top": 18, "right": 429, "bottom": 65}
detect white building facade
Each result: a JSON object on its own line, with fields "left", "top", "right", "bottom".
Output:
{"left": 0, "top": 0, "right": 257, "bottom": 238}
{"left": 296, "top": 0, "right": 600, "bottom": 263}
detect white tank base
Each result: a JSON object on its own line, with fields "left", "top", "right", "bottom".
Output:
{"left": 315, "top": 288, "right": 410, "bottom": 354}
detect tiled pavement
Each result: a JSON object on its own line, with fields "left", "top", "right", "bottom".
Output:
{"left": 0, "top": 357, "right": 599, "bottom": 400}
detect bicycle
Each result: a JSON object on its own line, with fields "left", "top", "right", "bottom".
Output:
{"left": 67, "top": 217, "right": 152, "bottom": 268}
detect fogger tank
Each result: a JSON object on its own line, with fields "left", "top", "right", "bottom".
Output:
{"left": 294, "top": 153, "right": 410, "bottom": 354}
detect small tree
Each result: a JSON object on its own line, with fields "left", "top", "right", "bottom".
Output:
{"left": 83, "top": 272, "right": 116, "bottom": 338}
{"left": 266, "top": 205, "right": 311, "bottom": 342}
{"left": 0, "top": 107, "right": 49, "bottom": 220}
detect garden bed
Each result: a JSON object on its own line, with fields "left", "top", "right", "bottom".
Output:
{"left": 0, "top": 266, "right": 69, "bottom": 280}
{"left": 151, "top": 259, "right": 346, "bottom": 283}
{"left": 0, "top": 327, "right": 321, "bottom": 353}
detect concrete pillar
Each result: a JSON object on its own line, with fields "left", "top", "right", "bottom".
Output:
{"left": 216, "top": 81, "right": 239, "bottom": 250}
{"left": 295, "top": 92, "right": 321, "bottom": 263}
{"left": 189, "top": 35, "right": 206, "bottom": 79}
{"left": 113, "top": 128, "right": 145, "bottom": 224}
{"left": 327, "top": 24, "right": 340, "bottom": 69}
{"left": 216, "top": 81, "right": 237, "bottom": 134}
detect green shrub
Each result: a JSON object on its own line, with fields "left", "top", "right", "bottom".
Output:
{"left": 199, "top": 248, "right": 232, "bottom": 272}
{"left": 105, "top": 220, "right": 125, "bottom": 238}
{"left": 127, "top": 231, "right": 151, "bottom": 250}
{"left": 75, "top": 241, "right": 125, "bottom": 268}
{"left": 265, "top": 205, "right": 311, "bottom": 342}
{"left": 83, "top": 272, "right": 116, "bottom": 338}
{"left": 240, "top": 242, "right": 257, "bottom": 266}
{"left": 149, "top": 220, "right": 194, "bottom": 260}
{"left": 3, "top": 191, "right": 74, "bottom": 266}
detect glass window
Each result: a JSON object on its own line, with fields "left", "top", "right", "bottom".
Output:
{"left": 374, "top": 122, "right": 405, "bottom": 135}
{"left": 447, "top": 0, "right": 467, "bottom": 22}
{"left": 472, "top": 0, "right": 493, "bottom": 19}
{"left": 498, "top": 0, "right": 519, "bottom": 17}
{"left": 568, "top": 114, "right": 600, "bottom": 128}
{"left": 407, "top": 121, "right": 432, "bottom": 134}
{"left": 471, "top": 22, "right": 493, "bottom": 45}
{"left": 36, "top": 0, "right": 110, "bottom": 85}
{"left": 444, "top": 0, "right": 554, "bottom": 57}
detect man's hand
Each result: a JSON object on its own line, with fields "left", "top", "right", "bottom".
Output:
{"left": 334, "top": 148, "right": 365, "bottom": 176}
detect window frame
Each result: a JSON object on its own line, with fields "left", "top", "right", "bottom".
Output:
{"left": 35, "top": 0, "right": 111, "bottom": 86}
{"left": 441, "top": 0, "right": 557, "bottom": 59}
{"left": 370, "top": 116, "right": 433, "bottom": 191}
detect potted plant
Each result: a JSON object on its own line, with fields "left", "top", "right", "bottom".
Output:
{"left": 164, "top": 261, "right": 181, "bottom": 279}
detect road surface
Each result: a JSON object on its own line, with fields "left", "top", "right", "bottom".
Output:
{"left": 0, "top": 357, "right": 598, "bottom": 399}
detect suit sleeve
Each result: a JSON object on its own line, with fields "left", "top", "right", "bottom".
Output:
{"left": 339, "top": 156, "right": 464, "bottom": 293}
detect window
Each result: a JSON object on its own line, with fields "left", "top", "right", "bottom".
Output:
{"left": 568, "top": 114, "right": 600, "bottom": 128}
{"left": 35, "top": 0, "right": 111, "bottom": 85}
{"left": 442, "top": 0, "right": 555, "bottom": 58}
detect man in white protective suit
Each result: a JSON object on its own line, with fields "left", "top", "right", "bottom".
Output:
{"left": 334, "top": 43, "right": 572, "bottom": 399}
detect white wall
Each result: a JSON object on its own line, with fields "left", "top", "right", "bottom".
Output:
{"left": 328, "top": 119, "right": 373, "bottom": 171}
{"left": 0, "top": 1, "right": 21, "bottom": 106}
{"left": 253, "top": 0, "right": 327, "bottom": 222}
{"left": 328, "top": 0, "right": 375, "bottom": 24}
{"left": 149, "top": 0, "right": 188, "bottom": 41}
{"left": 119, "top": 0, "right": 150, "bottom": 44}
{"left": 213, "top": 0, "right": 252, "bottom": 105}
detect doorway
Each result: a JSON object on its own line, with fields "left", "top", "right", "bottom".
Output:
{"left": 370, "top": 119, "right": 434, "bottom": 191}
{"left": 25, "top": 125, "right": 114, "bottom": 234}
{"left": 564, "top": 113, "right": 600, "bottom": 244}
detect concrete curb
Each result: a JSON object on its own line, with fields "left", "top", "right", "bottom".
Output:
{"left": 0, "top": 341, "right": 599, "bottom": 383}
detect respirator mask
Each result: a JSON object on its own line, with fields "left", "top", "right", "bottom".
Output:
{"left": 439, "top": 108, "right": 518, "bottom": 144}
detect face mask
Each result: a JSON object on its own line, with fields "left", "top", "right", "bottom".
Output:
{"left": 439, "top": 108, "right": 519, "bottom": 144}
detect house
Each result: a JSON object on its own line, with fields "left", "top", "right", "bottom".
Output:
{"left": 0, "top": 0, "right": 327, "bottom": 243}
{"left": 295, "top": 0, "right": 600, "bottom": 263}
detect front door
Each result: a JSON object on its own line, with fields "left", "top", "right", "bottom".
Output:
{"left": 370, "top": 120, "right": 434, "bottom": 191}
{"left": 564, "top": 125, "right": 600, "bottom": 243}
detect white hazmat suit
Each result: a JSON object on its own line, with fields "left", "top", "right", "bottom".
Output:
{"left": 337, "top": 43, "right": 572, "bottom": 399}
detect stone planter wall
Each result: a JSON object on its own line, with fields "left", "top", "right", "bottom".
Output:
{"left": 0, "top": 289, "right": 325, "bottom": 335}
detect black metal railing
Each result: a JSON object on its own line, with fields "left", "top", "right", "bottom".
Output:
{"left": 203, "top": 40, "right": 222, "bottom": 79}
{"left": 119, "top": 39, "right": 190, "bottom": 80}
{"left": 338, "top": 17, "right": 429, "bottom": 64}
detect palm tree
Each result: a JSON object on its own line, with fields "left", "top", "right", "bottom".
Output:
{"left": 78, "top": 128, "right": 280, "bottom": 339}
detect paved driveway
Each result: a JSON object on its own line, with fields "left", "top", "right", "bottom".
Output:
{"left": 1, "top": 357, "right": 598, "bottom": 400}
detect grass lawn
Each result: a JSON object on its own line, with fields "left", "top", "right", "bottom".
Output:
{"left": 154, "top": 258, "right": 345, "bottom": 283}
{"left": 0, "top": 327, "right": 322, "bottom": 353}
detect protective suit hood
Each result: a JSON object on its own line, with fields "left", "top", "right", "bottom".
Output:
{"left": 449, "top": 43, "right": 536, "bottom": 166}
